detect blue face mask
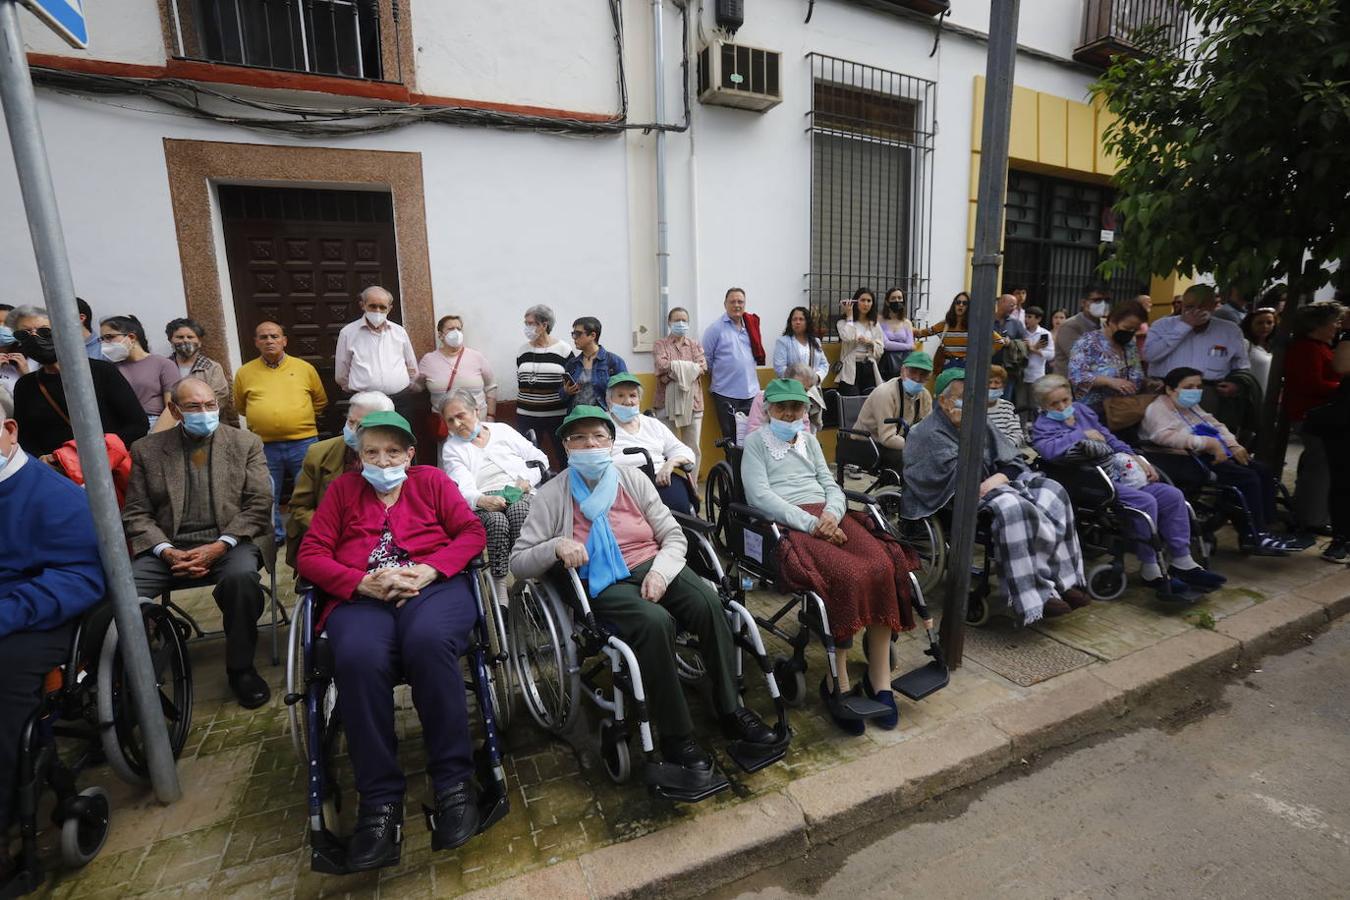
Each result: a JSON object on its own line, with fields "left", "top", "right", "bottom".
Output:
{"left": 1045, "top": 407, "right": 1074, "bottom": 422}
{"left": 568, "top": 447, "right": 613, "bottom": 480}
{"left": 181, "top": 410, "right": 220, "bottom": 437}
{"left": 769, "top": 417, "right": 804, "bottom": 442}
{"left": 1176, "top": 388, "right": 1204, "bottom": 408}
{"left": 988, "top": 388, "right": 1004, "bottom": 403}
{"left": 342, "top": 422, "right": 360, "bottom": 451}
{"left": 611, "top": 403, "right": 640, "bottom": 423}
{"left": 362, "top": 461, "right": 408, "bottom": 493}
{"left": 951, "top": 400, "right": 964, "bottom": 411}
{"left": 670, "top": 321, "right": 689, "bottom": 337}
{"left": 0, "top": 325, "right": 13, "bottom": 347}
{"left": 450, "top": 423, "right": 482, "bottom": 444}
{"left": 0, "top": 442, "right": 14, "bottom": 477}
{"left": 902, "top": 377, "right": 925, "bottom": 395}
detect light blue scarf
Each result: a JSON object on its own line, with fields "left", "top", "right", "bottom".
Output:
{"left": 569, "top": 466, "right": 630, "bottom": 595}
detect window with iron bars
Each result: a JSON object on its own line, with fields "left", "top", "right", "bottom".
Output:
{"left": 169, "top": 0, "right": 385, "bottom": 81}
{"left": 808, "top": 54, "right": 936, "bottom": 339}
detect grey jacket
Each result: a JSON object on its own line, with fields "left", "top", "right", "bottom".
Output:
{"left": 510, "top": 465, "right": 688, "bottom": 588}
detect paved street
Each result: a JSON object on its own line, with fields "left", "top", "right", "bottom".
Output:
{"left": 722, "top": 617, "right": 1350, "bottom": 899}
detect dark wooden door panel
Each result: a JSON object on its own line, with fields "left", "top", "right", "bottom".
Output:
{"left": 220, "top": 186, "right": 400, "bottom": 436}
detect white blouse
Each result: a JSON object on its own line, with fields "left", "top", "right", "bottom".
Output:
{"left": 441, "top": 422, "right": 549, "bottom": 507}
{"left": 611, "top": 414, "right": 696, "bottom": 472}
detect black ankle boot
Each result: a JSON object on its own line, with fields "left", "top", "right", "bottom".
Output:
{"left": 430, "top": 781, "right": 480, "bottom": 851}
{"left": 346, "top": 801, "right": 402, "bottom": 872}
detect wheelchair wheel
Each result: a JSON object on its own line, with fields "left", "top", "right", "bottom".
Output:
{"left": 1086, "top": 563, "right": 1128, "bottom": 601}
{"left": 772, "top": 657, "right": 807, "bottom": 708}
{"left": 703, "top": 462, "right": 735, "bottom": 552}
{"left": 1194, "top": 531, "right": 1215, "bottom": 569}
{"left": 675, "top": 634, "right": 707, "bottom": 684}
{"left": 509, "top": 581, "right": 579, "bottom": 734}
{"left": 862, "top": 637, "right": 899, "bottom": 672}
{"left": 481, "top": 577, "right": 515, "bottom": 732}
{"left": 598, "top": 718, "right": 631, "bottom": 784}
{"left": 872, "top": 487, "right": 947, "bottom": 598}
{"left": 97, "top": 604, "right": 194, "bottom": 786}
{"left": 965, "top": 592, "right": 991, "bottom": 627}
{"left": 286, "top": 610, "right": 306, "bottom": 765}
{"left": 59, "top": 786, "right": 110, "bottom": 869}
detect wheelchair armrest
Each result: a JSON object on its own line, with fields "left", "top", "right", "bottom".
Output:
{"left": 714, "top": 436, "right": 737, "bottom": 450}
{"left": 526, "top": 459, "right": 554, "bottom": 484}
{"left": 622, "top": 446, "right": 656, "bottom": 471}
{"left": 882, "top": 417, "right": 911, "bottom": 437}
{"left": 837, "top": 427, "right": 873, "bottom": 441}
{"left": 671, "top": 510, "right": 715, "bottom": 535}
{"left": 842, "top": 488, "right": 881, "bottom": 508}
{"left": 728, "top": 502, "right": 775, "bottom": 530}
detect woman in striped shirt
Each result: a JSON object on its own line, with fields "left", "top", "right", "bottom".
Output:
{"left": 913, "top": 292, "right": 1006, "bottom": 371}
{"left": 515, "top": 303, "right": 574, "bottom": 468}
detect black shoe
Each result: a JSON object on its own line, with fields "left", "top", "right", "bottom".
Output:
{"left": 720, "top": 707, "right": 777, "bottom": 745}
{"left": 430, "top": 781, "right": 480, "bottom": 852}
{"left": 227, "top": 667, "right": 270, "bottom": 710}
{"left": 346, "top": 802, "right": 402, "bottom": 872}
{"left": 1322, "top": 541, "right": 1350, "bottom": 565}
{"left": 659, "top": 735, "right": 714, "bottom": 772}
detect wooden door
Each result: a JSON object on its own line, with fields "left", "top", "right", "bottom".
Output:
{"left": 220, "top": 185, "right": 400, "bottom": 437}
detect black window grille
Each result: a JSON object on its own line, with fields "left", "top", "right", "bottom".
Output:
{"left": 808, "top": 54, "right": 936, "bottom": 338}
{"left": 1001, "top": 169, "right": 1150, "bottom": 318}
{"left": 170, "top": 0, "right": 385, "bottom": 81}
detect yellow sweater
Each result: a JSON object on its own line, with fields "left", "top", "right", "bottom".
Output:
{"left": 233, "top": 355, "right": 328, "bottom": 442}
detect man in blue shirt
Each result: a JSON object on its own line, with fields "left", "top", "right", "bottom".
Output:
{"left": 0, "top": 389, "right": 105, "bottom": 859}
{"left": 77, "top": 296, "right": 101, "bottom": 360}
{"left": 701, "top": 288, "right": 761, "bottom": 441}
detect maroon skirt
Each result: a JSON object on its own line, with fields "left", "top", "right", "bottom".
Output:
{"left": 777, "top": 503, "right": 918, "bottom": 643}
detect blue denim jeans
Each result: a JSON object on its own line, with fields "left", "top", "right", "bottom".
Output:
{"left": 263, "top": 437, "right": 316, "bottom": 543}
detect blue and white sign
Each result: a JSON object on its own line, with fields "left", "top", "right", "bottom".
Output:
{"left": 19, "top": 0, "right": 87, "bottom": 49}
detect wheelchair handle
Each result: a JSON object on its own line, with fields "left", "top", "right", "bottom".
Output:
{"left": 882, "top": 416, "right": 911, "bottom": 436}
{"left": 565, "top": 567, "right": 599, "bottom": 628}
{"left": 526, "top": 459, "right": 554, "bottom": 484}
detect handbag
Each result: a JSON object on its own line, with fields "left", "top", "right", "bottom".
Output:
{"left": 1103, "top": 392, "right": 1157, "bottom": 432}
{"left": 429, "top": 351, "right": 466, "bottom": 441}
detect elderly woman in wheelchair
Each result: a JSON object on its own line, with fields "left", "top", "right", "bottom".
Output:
{"left": 510, "top": 406, "right": 785, "bottom": 800}
{"left": 1029, "top": 374, "right": 1226, "bottom": 600}
{"left": 904, "top": 369, "right": 1091, "bottom": 623}
{"left": 741, "top": 379, "right": 934, "bottom": 735}
{"left": 296, "top": 411, "right": 496, "bottom": 872}
{"left": 605, "top": 373, "right": 699, "bottom": 513}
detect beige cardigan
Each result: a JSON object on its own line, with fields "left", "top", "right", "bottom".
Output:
{"left": 510, "top": 465, "right": 688, "bottom": 588}
{"left": 1138, "top": 395, "right": 1240, "bottom": 453}
{"left": 854, "top": 378, "right": 933, "bottom": 450}
{"left": 835, "top": 319, "right": 884, "bottom": 387}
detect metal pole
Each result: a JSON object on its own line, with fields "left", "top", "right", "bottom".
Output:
{"left": 651, "top": 0, "right": 671, "bottom": 325}
{"left": 0, "top": 0, "right": 182, "bottom": 802}
{"left": 939, "top": 0, "right": 1020, "bottom": 669}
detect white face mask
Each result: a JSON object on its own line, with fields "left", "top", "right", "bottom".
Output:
{"left": 1088, "top": 301, "right": 1110, "bottom": 318}
{"left": 365, "top": 311, "right": 388, "bottom": 328}
{"left": 524, "top": 325, "right": 539, "bottom": 341}
{"left": 101, "top": 339, "right": 130, "bottom": 363}
{"left": 442, "top": 329, "right": 464, "bottom": 349}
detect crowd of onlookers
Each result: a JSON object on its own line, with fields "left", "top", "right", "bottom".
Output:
{"left": 2, "top": 277, "right": 1348, "bottom": 872}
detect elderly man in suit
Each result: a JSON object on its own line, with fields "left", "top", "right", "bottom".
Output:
{"left": 123, "top": 377, "right": 274, "bottom": 708}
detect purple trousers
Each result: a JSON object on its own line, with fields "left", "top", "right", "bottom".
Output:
{"left": 326, "top": 576, "right": 477, "bottom": 807}
{"left": 1114, "top": 481, "right": 1191, "bottom": 564}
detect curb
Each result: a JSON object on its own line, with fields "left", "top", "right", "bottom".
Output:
{"left": 466, "top": 573, "right": 1350, "bottom": 899}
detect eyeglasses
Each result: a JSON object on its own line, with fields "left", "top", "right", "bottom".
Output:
{"left": 177, "top": 401, "right": 220, "bottom": 413}
{"left": 98, "top": 333, "right": 128, "bottom": 343}
{"left": 571, "top": 330, "right": 589, "bottom": 338}
{"left": 563, "top": 432, "right": 612, "bottom": 447}
{"left": 17, "top": 327, "right": 52, "bottom": 339}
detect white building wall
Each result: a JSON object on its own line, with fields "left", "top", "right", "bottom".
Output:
{"left": 2, "top": 0, "right": 1107, "bottom": 398}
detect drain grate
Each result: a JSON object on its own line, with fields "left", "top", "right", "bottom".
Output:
{"left": 962, "top": 627, "right": 1096, "bottom": 686}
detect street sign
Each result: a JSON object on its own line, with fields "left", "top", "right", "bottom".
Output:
{"left": 19, "top": 0, "right": 85, "bottom": 49}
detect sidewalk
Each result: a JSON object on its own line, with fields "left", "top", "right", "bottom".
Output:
{"left": 38, "top": 548, "right": 1350, "bottom": 900}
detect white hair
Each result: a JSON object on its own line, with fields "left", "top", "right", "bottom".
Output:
{"left": 1032, "top": 374, "right": 1072, "bottom": 408}
{"left": 348, "top": 390, "right": 395, "bottom": 414}
{"left": 359, "top": 285, "right": 393, "bottom": 305}
{"left": 9, "top": 305, "right": 47, "bottom": 328}
{"left": 440, "top": 388, "right": 479, "bottom": 415}
{"left": 0, "top": 387, "right": 12, "bottom": 422}
{"left": 785, "top": 362, "right": 816, "bottom": 386}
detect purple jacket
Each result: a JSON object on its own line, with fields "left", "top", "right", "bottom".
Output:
{"left": 1030, "top": 402, "right": 1132, "bottom": 461}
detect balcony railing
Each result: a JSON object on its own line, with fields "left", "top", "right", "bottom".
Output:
{"left": 1074, "top": 0, "right": 1189, "bottom": 68}
{"left": 169, "top": 0, "right": 384, "bottom": 81}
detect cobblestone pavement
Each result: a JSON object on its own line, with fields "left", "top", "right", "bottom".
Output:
{"left": 27, "top": 521, "right": 1342, "bottom": 898}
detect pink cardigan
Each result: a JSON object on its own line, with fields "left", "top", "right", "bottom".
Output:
{"left": 297, "top": 466, "right": 487, "bottom": 630}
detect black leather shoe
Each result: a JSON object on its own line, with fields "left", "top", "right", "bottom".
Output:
{"left": 227, "top": 667, "right": 270, "bottom": 710}
{"left": 346, "top": 801, "right": 402, "bottom": 872}
{"left": 659, "top": 735, "right": 714, "bottom": 772}
{"left": 430, "top": 781, "right": 480, "bottom": 851}
{"left": 720, "top": 707, "right": 777, "bottom": 745}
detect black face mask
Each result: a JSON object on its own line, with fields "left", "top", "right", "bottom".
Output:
{"left": 888, "top": 302, "right": 905, "bottom": 314}
{"left": 1112, "top": 329, "right": 1137, "bottom": 347}
{"left": 16, "top": 328, "right": 58, "bottom": 366}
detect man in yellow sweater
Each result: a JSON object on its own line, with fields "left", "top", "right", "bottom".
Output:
{"left": 233, "top": 321, "right": 328, "bottom": 544}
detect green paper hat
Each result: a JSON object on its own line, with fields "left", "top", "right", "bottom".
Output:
{"left": 358, "top": 410, "right": 415, "bottom": 442}
{"left": 556, "top": 404, "right": 617, "bottom": 439}
{"left": 763, "top": 378, "right": 810, "bottom": 404}
{"left": 933, "top": 367, "right": 966, "bottom": 397}
{"left": 902, "top": 350, "right": 934, "bottom": 372}
{"left": 607, "top": 372, "right": 642, "bottom": 390}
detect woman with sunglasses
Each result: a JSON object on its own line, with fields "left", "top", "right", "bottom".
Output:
{"left": 913, "top": 292, "right": 1007, "bottom": 372}
{"left": 6, "top": 305, "right": 147, "bottom": 460}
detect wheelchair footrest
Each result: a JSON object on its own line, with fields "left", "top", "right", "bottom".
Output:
{"left": 476, "top": 784, "right": 510, "bottom": 835}
{"left": 1155, "top": 586, "right": 1204, "bottom": 605}
{"left": 829, "top": 691, "right": 892, "bottom": 722}
{"left": 892, "top": 661, "right": 950, "bottom": 701}
{"left": 642, "top": 760, "right": 731, "bottom": 803}
{"left": 725, "top": 737, "right": 789, "bottom": 774}
{"left": 308, "top": 828, "right": 349, "bottom": 875}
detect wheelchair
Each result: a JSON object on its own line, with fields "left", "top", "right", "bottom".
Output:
{"left": 283, "top": 564, "right": 510, "bottom": 875}
{"left": 1035, "top": 459, "right": 1201, "bottom": 604}
{"left": 509, "top": 517, "right": 792, "bottom": 803}
{"left": 701, "top": 440, "right": 949, "bottom": 723}
{"left": 827, "top": 390, "right": 947, "bottom": 597}
{"left": 2, "top": 601, "right": 194, "bottom": 898}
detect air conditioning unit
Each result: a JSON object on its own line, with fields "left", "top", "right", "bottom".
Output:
{"left": 697, "top": 40, "right": 782, "bottom": 112}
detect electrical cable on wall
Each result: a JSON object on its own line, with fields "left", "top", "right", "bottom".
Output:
{"left": 30, "top": 0, "right": 691, "bottom": 141}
